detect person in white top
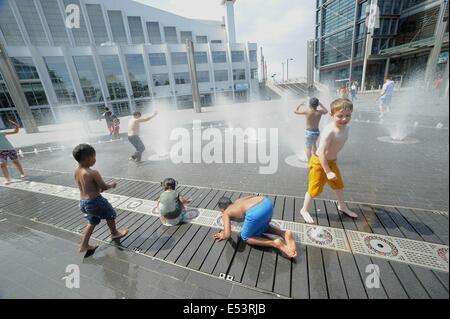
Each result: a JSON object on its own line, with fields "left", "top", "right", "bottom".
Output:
{"left": 350, "top": 81, "right": 358, "bottom": 101}
{"left": 127, "top": 110, "right": 158, "bottom": 162}
{"left": 377, "top": 76, "right": 395, "bottom": 118}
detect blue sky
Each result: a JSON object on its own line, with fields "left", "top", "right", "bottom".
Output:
{"left": 136, "top": 0, "right": 316, "bottom": 81}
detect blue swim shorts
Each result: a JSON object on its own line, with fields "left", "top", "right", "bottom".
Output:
{"left": 79, "top": 195, "right": 116, "bottom": 226}
{"left": 240, "top": 197, "right": 273, "bottom": 241}
{"left": 305, "top": 129, "right": 320, "bottom": 147}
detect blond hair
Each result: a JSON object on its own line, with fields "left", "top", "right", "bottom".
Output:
{"left": 331, "top": 98, "right": 353, "bottom": 115}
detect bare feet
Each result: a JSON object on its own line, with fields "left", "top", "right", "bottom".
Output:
{"left": 274, "top": 238, "right": 297, "bottom": 259}
{"left": 79, "top": 244, "right": 98, "bottom": 253}
{"left": 4, "top": 179, "right": 11, "bottom": 185}
{"left": 111, "top": 228, "right": 129, "bottom": 240}
{"left": 284, "top": 231, "right": 297, "bottom": 258}
{"left": 338, "top": 206, "right": 358, "bottom": 218}
{"left": 300, "top": 210, "right": 315, "bottom": 224}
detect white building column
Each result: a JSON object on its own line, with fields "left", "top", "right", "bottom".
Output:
{"left": 206, "top": 42, "right": 218, "bottom": 102}
{"left": 221, "top": 0, "right": 237, "bottom": 44}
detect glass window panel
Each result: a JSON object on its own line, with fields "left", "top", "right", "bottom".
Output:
{"left": 108, "top": 10, "right": 127, "bottom": 44}
{"left": 40, "top": 0, "right": 70, "bottom": 46}
{"left": 0, "top": 84, "right": 15, "bottom": 109}
{"left": 164, "top": 26, "right": 178, "bottom": 44}
{"left": 233, "top": 69, "right": 246, "bottom": 81}
{"left": 100, "top": 55, "right": 127, "bottom": 100}
{"left": 86, "top": 4, "right": 109, "bottom": 45}
{"left": 249, "top": 50, "right": 257, "bottom": 62}
{"left": 171, "top": 52, "right": 188, "bottom": 65}
{"left": 152, "top": 73, "right": 170, "bottom": 86}
{"left": 147, "top": 22, "right": 162, "bottom": 44}
{"left": 0, "top": 1, "right": 25, "bottom": 45}
{"left": 214, "top": 70, "right": 228, "bottom": 82}
{"left": 73, "top": 56, "right": 103, "bottom": 103}
{"left": 321, "top": 0, "right": 356, "bottom": 36}
{"left": 128, "top": 16, "right": 145, "bottom": 44}
{"left": 180, "top": 31, "right": 192, "bottom": 43}
{"left": 174, "top": 72, "right": 190, "bottom": 84}
{"left": 16, "top": 0, "right": 48, "bottom": 46}
{"left": 212, "top": 51, "right": 227, "bottom": 63}
{"left": 11, "top": 57, "right": 40, "bottom": 80}
{"left": 194, "top": 52, "right": 208, "bottom": 64}
{"left": 231, "top": 51, "right": 245, "bottom": 62}
{"left": 125, "top": 54, "right": 149, "bottom": 98}
{"left": 196, "top": 36, "right": 208, "bottom": 43}
{"left": 197, "top": 71, "right": 210, "bottom": 83}
{"left": 149, "top": 53, "right": 167, "bottom": 66}
{"left": 44, "top": 56, "right": 77, "bottom": 104}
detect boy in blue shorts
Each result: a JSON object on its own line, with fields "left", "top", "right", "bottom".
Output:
{"left": 214, "top": 196, "right": 297, "bottom": 258}
{"left": 73, "top": 144, "right": 128, "bottom": 254}
{"left": 294, "top": 97, "right": 328, "bottom": 162}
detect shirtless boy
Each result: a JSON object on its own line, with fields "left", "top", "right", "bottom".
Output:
{"left": 73, "top": 144, "right": 128, "bottom": 254}
{"left": 214, "top": 195, "right": 297, "bottom": 258}
{"left": 299, "top": 99, "right": 358, "bottom": 224}
{"left": 294, "top": 97, "right": 328, "bottom": 162}
{"left": 128, "top": 111, "right": 158, "bottom": 162}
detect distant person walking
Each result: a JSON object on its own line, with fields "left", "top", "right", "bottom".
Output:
{"left": 127, "top": 111, "right": 158, "bottom": 163}
{"left": 102, "top": 107, "right": 113, "bottom": 135}
{"left": 0, "top": 120, "right": 26, "bottom": 185}
{"left": 377, "top": 76, "right": 395, "bottom": 118}
{"left": 350, "top": 81, "right": 358, "bottom": 101}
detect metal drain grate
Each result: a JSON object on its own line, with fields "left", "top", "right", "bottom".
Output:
{"left": 346, "top": 230, "right": 449, "bottom": 272}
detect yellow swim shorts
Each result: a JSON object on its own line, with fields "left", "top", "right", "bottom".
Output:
{"left": 308, "top": 155, "right": 344, "bottom": 197}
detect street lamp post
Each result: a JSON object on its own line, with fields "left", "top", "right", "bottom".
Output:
{"left": 282, "top": 62, "right": 286, "bottom": 83}
{"left": 286, "top": 58, "right": 294, "bottom": 82}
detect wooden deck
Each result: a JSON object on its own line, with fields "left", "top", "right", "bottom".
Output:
{"left": 0, "top": 168, "right": 448, "bottom": 299}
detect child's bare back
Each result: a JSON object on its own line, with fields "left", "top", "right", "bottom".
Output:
{"left": 225, "top": 196, "right": 264, "bottom": 220}
{"left": 74, "top": 167, "right": 109, "bottom": 200}
{"left": 305, "top": 109, "right": 325, "bottom": 130}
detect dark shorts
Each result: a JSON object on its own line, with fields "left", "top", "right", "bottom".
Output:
{"left": 79, "top": 195, "right": 116, "bottom": 226}
{"left": 0, "top": 150, "right": 18, "bottom": 164}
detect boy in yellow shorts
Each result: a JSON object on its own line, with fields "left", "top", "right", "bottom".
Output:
{"left": 300, "top": 99, "right": 358, "bottom": 224}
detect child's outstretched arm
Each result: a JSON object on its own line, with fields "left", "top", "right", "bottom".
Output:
{"left": 317, "top": 130, "right": 337, "bottom": 181}
{"left": 5, "top": 120, "right": 20, "bottom": 135}
{"left": 179, "top": 195, "right": 192, "bottom": 205}
{"left": 294, "top": 103, "right": 307, "bottom": 115}
{"left": 319, "top": 103, "right": 329, "bottom": 115}
{"left": 93, "top": 171, "right": 117, "bottom": 192}
{"left": 138, "top": 110, "right": 159, "bottom": 123}
{"left": 214, "top": 211, "right": 231, "bottom": 241}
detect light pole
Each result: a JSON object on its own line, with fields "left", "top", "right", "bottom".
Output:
{"left": 281, "top": 62, "right": 286, "bottom": 83}
{"left": 286, "top": 58, "right": 293, "bottom": 82}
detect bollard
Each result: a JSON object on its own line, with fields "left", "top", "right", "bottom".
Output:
{"left": 34, "top": 148, "right": 38, "bottom": 154}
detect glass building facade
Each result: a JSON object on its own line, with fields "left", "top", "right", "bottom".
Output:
{"left": 0, "top": 0, "right": 258, "bottom": 125}
{"left": 315, "top": 0, "right": 449, "bottom": 89}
